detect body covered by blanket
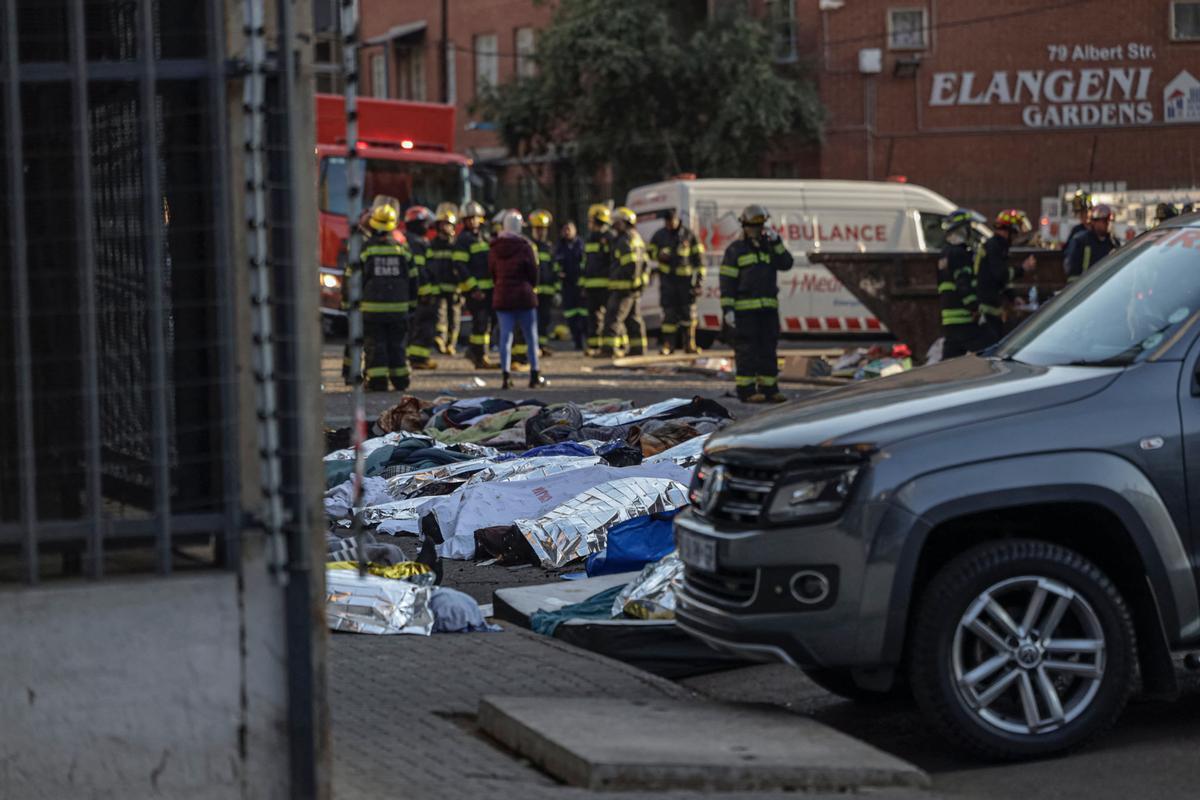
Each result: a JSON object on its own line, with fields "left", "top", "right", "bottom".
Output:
{"left": 423, "top": 460, "right": 692, "bottom": 560}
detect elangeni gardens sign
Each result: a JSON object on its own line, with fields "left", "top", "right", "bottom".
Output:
{"left": 927, "top": 42, "right": 1200, "bottom": 128}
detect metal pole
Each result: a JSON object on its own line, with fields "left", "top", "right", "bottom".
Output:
{"left": 440, "top": 0, "right": 448, "bottom": 103}
{"left": 340, "top": 0, "right": 369, "bottom": 576}
{"left": 69, "top": 0, "right": 105, "bottom": 578}
{"left": 242, "top": 0, "right": 287, "bottom": 580}
{"left": 139, "top": 0, "right": 173, "bottom": 574}
{"left": 276, "top": 0, "right": 320, "bottom": 795}
{"left": 207, "top": 0, "right": 241, "bottom": 567}
{"left": 2, "top": 0, "right": 39, "bottom": 584}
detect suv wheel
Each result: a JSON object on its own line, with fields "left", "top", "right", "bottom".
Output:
{"left": 909, "top": 539, "right": 1135, "bottom": 760}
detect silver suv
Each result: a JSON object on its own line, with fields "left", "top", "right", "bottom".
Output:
{"left": 675, "top": 215, "right": 1200, "bottom": 760}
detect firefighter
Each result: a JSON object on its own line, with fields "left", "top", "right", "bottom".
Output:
{"left": 1152, "top": 202, "right": 1178, "bottom": 228}
{"left": 718, "top": 204, "right": 793, "bottom": 403}
{"left": 582, "top": 204, "right": 613, "bottom": 355}
{"left": 430, "top": 204, "right": 461, "bottom": 355}
{"left": 555, "top": 220, "right": 586, "bottom": 350}
{"left": 360, "top": 203, "right": 417, "bottom": 391}
{"left": 650, "top": 208, "right": 706, "bottom": 355}
{"left": 1064, "top": 203, "right": 1119, "bottom": 282}
{"left": 1066, "top": 190, "right": 1092, "bottom": 244}
{"left": 599, "top": 207, "right": 648, "bottom": 358}
{"left": 529, "top": 209, "right": 560, "bottom": 356}
{"left": 454, "top": 200, "right": 496, "bottom": 368}
{"left": 937, "top": 208, "right": 984, "bottom": 359}
{"left": 403, "top": 206, "right": 439, "bottom": 370}
{"left": 975, "top": 209, "right": 1036, "bottom": 349}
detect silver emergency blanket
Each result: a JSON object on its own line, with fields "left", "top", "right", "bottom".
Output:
{"left": 459, "top": 455, "right": 604, "bottom": 488}
{"left": 643, "top": 433, "right": 710, "bottom": 467}
{"left": 514, "top": 477, "right": 690, "bottom": 569}
{"left": 325, "top": 569, "right": 435, "bottom": 635}
{"left": 384, "top": 456, "right": 495, "bottom": 499}
{"left": 354, "top": 495, "right": 440, "bottom": 529}
{"left": 324, "top": 431, "right": 499, "bottom": 463}
{"left": 324, "top": 431, "right": 430, "bottom": 462}
{"left": 582, "top": 398, "right": 692, "bottom": 427}
{"left": 611, "top": 552, "right": 684, "bottom": 620}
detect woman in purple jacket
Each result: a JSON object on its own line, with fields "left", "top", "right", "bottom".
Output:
{"left": 490, "top": 210, "right": 548, "bottom": 389}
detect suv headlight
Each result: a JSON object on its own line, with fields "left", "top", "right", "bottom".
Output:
{"left": 765, "top": 465, "right": 860, "bottom": 524}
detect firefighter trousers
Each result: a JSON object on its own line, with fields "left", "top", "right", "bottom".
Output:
{"left": 562, "top": 282, "right": 586, "bottom": 349}
{"left": 659, "top": 278, "right": 698, "bottom": 351}
{"left": 465, "top": 292, "right": 493, "bottom": 364}
{"left": 585, "top": 287, "right": 608, "bottom": 351}
{"left": 437, "top": 293, "right": 462, "bottom": 354}
{"left": 942, "top": 323, "right": 981, "bottom": 359}
{"left": 537, "top": 301, "right": 556, "bottom": 348}
{"left": 733, "top": 309, "right": 780, "bottom": 399}
{"left": 601, "top": 291, "right": 647, "bottom": 355}
{"left": 363, "top": 312, "right": 410, "bottom": 390}
{"left": 408, "top": 297, "right": 440, "bottom": 365}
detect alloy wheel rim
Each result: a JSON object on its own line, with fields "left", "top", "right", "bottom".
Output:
{"left": 951, "top": 575, "right": 1106, "bottom": 737}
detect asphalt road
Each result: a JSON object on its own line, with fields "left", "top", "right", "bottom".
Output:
{"left": 322, "top": 338, "right": 1200, "bottom": 799}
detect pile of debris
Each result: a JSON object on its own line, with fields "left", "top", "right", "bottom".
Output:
{"left": 322, "top": 396, "right": 733, "bottom": 635}
{"left": 829, "top": 344, "right": 913, "bottom": 381}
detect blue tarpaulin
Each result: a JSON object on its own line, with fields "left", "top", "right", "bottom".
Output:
{"left": 585, "top": 510, "right": 680, "bottom": 577}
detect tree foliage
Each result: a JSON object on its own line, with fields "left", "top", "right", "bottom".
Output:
{"left": 476, "top": 0, "right": 823, "bottom": 189}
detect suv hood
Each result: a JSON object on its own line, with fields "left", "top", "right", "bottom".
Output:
{"left": 706, "top": 356, "right": 1121, "bottom": 465}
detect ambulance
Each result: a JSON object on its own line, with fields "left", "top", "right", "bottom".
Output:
{"left": 625, "top": 178, "right": 967, "bottom": 342}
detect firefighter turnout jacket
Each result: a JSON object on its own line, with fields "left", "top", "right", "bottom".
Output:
{"left": 453, "top": 227, "right": 492, "bottom": 293}
{"left": 1064, "top": 229, "right": 1119, "bottom": 281}
{"left": 361, "top": 234, "right": 417, "bottom": 313}
{"left": 974, "top": 235, "right": 1015, "bottom": 319}
{"left": 718, "top": 233, "right": 793, "bottom": 311}
{"left": 650, "top": 224, "right": 706, "bottom": 287}
{"left": 609, "top": 229, "right": 648, "bottom": 291}
{"left": 533, "top": 237, "right": 559, "bottom": 298}
{"left": 581, "top": 229, "right": 613, "bottom": 290}
{"left": 938, "top": 242, "right": 978, "bottom": 328}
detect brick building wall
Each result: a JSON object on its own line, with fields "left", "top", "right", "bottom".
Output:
{"left": 802, "top": 0, "right": 1200, "bottom": 216}
{"left": 358, "top": 0, "right": 553, "bottom": 159}
{"left": 352, "top": 0, "right": 1200, "bottom": 218}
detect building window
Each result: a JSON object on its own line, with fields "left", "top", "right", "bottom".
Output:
{"left": 474, "top": 33, "right": 498, "bottom": 95}
{"left": 396, "top": 43, "right": 426, "bottom": 101}
{"left": 515, "top": 27, "right": 536, "bottom": 78}
{"left": 887, "top": 8, "right": 928, "bottom": 50}
{"left": 766, "top": 1, "right": 797, "bottom": 63}
{"left": 370, "top": 52, "right": 388, "bottom": 98}
{"left": 1173, "top": 1, "right": 1200, "bottom": 39}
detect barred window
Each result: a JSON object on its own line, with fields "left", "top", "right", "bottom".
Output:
{"left": 888, "top": 8, "right": 928, "bottom": 50}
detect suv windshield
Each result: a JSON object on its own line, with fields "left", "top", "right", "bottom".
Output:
{"left": 995, "top": 226, "right": 1200, "bottom": 367}
{"left": 319, "top": 156, "right": 469, "bottom": 216}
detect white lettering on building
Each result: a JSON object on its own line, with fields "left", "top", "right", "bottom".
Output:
{"left": 929, "top": 65, "right": 1156, "bottom": 128}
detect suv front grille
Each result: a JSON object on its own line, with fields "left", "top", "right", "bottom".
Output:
{"left": 684, "top": 565, "right": 758, "bottom": 605}
{"left": 695, "top": 461, "right": 778, "bottom": 523}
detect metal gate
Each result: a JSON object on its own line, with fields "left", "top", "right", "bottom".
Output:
{"left": 1, "top": 1, "right": 324, "bottom": 796}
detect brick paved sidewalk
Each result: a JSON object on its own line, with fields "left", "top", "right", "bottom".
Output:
{"left": 328, "top": 626, "right": 927, "bottom": 800}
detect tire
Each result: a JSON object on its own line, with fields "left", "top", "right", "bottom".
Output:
{"left": 801, "top": 667, "right": 907, "bottom": 703}
{"left": 908, "top": 539, "right": 1135, "bottom": 760}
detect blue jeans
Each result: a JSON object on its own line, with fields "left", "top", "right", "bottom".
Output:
{"left": 497, "top": 308, "right": 540, "bottom": 373}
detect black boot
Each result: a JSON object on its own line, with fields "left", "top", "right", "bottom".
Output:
{"left": 501, "top": 371, "right": 512, "bottom": 390}
{"left": 529, "top": 370, "right": 547, "bottom": 389}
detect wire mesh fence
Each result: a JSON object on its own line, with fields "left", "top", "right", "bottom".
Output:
{"left": 0, "top": 0, "right": 243, "bottom": 582}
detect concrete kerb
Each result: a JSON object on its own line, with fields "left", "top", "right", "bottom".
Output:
{"left": 478, "top": 695, "right": 931, "bottom": 793}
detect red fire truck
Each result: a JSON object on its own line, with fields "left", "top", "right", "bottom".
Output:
{"left": 315, "top": 94, "right": 472, "bottom": 329}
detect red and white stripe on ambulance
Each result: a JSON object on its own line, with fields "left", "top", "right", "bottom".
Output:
{"left": 693, "top": 213, "right": 891, "bottom": 333}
